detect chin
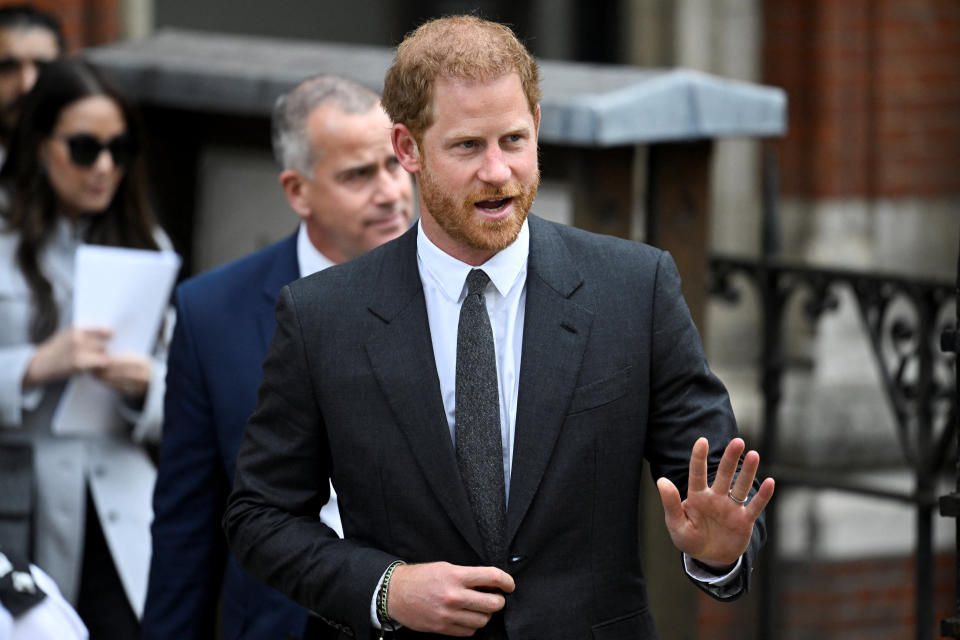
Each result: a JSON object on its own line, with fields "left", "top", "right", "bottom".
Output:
{"left": 77, "top": 203, "right": 110, "bottom": 216}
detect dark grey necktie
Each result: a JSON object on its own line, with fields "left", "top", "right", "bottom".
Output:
{"left": 455, "top": 269, "right": 506, "bottom": 564}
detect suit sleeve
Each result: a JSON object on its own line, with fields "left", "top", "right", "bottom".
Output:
{"left": 142, "top": 288, "right": 226, "bottom": 640}
{"left": 223, "top": 285, "right": 395, "bottom": 639}
{"left": 0, "top": 344, "right": 39, "bottom": 427}
{"left": 644, "top": 251, "right": 766, "bottom": 600}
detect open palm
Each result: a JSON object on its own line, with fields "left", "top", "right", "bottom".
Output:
{"left": 656, "top": 437, "right": 775, "bottom": 568}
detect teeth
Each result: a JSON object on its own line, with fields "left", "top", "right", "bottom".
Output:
{"left": 478, "top": 198, "right": 509, "bottom": 211}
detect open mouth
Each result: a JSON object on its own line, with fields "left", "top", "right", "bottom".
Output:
{"left": 475, "top": 197, "right": 512, "bottom": 213}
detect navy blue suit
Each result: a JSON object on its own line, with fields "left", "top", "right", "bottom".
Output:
{"left": 143, "top": 233, "right": 309, "bottom": 640}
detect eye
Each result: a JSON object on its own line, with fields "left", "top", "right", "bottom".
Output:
{"left": 0, "top": 57, "right": 19, "bottom": 74}
{"left": 460, "top": 140, "right": 476, "bottom": 150}
{"left": 344, "top": 166, "right": 374, "bottom": 181}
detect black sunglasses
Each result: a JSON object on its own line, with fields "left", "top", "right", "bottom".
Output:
{"left": 59, "top": 133, "right": 137, "bottom": 168}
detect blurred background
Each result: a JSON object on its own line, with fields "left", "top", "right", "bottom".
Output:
{"left": 16, "top": 0, "right": 958, "bottom": 638}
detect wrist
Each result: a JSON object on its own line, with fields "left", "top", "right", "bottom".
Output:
{"left": 377, "top": 560, "right": 405, "bottom": 629}
{"left": 23, "top": 350, "right": 51, "bottom": 386}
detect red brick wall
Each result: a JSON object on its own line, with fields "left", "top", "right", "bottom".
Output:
{"left": 697, "top": 552, "right": 956, "bottom": 639}
{"left": 763, "top": 0, "right": 960, "bottom": 198}
{"left": 0, "top": 0, "right": 121, "bottom": 50}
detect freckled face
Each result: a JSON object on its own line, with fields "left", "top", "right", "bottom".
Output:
{"left": 414, "top": 73, "right": 540, "bottom": 265}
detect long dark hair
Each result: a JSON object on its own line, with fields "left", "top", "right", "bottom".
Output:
{"left": 1, "top": 58, "right": 159, "bottom": 342}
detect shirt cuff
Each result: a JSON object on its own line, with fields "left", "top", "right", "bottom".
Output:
{"left": 370, "top": 567, "right": 388, "bottom": 629}
{"left": 683, "top": 553, "right": 742, "bottom": 586}
{"left": 370, "top": 562, "right": 405, "bottom": 631}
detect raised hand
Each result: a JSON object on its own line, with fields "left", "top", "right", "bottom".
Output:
{"left": 386, "top": 561, "right": 515, "bottom": 636}
{"left": 656, "top": 437, "right": 775, "bottom": 569}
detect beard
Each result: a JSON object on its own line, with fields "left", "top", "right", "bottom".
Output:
{"left": 418, "top": 158, "right": 539, "bottom": 255}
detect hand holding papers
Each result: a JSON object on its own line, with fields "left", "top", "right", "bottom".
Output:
{"left": 52, "top": 246, "right": 180, "bottom": 436}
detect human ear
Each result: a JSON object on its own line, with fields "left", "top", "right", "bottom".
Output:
{"left": 278, "top": 170, "right": 311, "bottom": 220}
{"left": 392, "top": 124, "right": 421, "bottom": 174}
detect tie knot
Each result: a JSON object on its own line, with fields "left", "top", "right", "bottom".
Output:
{"left": 465, "top": 269, "right": 490, "bottom": 296}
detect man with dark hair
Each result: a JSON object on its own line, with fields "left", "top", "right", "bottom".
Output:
{"left": 143, "top": 75, "right": 413, "bottom": 640}
{"left": 0, "top": 5, "right": 63, "bottom": 154}
{"left": 225, "top": 15, "right": 774, "bottom": 640}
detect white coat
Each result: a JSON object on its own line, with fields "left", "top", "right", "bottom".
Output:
{"left": 0, "top": 216, "right": 171, "bottom": 618}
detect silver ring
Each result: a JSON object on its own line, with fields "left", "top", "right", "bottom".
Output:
{"left": 727, "top": 489, "right": 748, "bottom": 505}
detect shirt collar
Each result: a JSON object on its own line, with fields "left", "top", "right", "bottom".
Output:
{"left": 416, "top": 217, "right": 529, "bottom": 302}
{"left": 297, "top": 221, "right": 337, "bottom": 278}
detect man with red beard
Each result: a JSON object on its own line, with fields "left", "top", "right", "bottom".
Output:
{"left": 225, "top": 15, "right": 774, "bottom": 640}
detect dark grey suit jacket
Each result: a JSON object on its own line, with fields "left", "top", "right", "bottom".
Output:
{"left": 224, "top": 215, "right": 764, "bottom": 640}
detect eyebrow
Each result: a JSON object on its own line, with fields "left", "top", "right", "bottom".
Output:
{"left": 444, "top": 121, "right": 533, "bottom": 142}
{"left": 335, "top": 162, "right": 376, "bottom": 179}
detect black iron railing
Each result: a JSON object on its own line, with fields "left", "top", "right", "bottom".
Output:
{"left": 939, "top": 241, "right": 960, "bottom": 639}
{"left": 706, "top": 150, "right": 957, "bottom": 640}
{"left": 710, "top": 255, "right": 956, "bottom": 639}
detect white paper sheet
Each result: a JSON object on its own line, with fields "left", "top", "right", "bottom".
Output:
{"left": 52, "top": 246, "right": 180, "bottom": 435}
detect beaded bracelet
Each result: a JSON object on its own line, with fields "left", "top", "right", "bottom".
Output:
{"left": 377, "top": 560, "right": 405, "bottom": 630}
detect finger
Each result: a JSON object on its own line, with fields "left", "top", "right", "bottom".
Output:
{"left": 73, "top": 332, "right": 109, "bottom": 356}
{"left": 463, "top": 567, "right": 515, "bottom": 594}
{"left": 687, "top": 437, "right": 710, "bottom": 492}
{"left": 78, "top": 327, "right": 113, "bottom": 340}
{"left": 656, "top": 477, "right": 684, "bottom": 530}
{"left": 745, "top": 477, "right": 776, "bottom": 519}
{"left": 464, "top": 590, "right": 506, "bottom": 614}
{"left": 76, "top": 350, "right": 110, "bottom": 372}
{"left": 730, "top": 450, "right": 760, "bottom": 500}
{"left": 76, "top": 334, "right": 108, "bottom": 358}
{"left": 711, "top": 438, "right": 745, "bottom": 494}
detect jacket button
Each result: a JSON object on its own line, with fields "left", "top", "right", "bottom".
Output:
{"left": 508, "top": 555, "right": 524, "bottom": 565}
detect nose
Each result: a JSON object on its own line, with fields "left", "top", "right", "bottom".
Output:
{"left": 92, "top": 148, "right": 116, "bottom": 172}
{"left": 20, "top": 63, "right": 38, "bottom": 93}
{"left": 477, "top": 146, "right": 511, "bottom": 185}
{"left": 372, "top": 169, "right": 405, "bottom": 206}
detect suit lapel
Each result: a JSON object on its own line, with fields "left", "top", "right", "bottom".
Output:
{"left": 363, "top": 227, "right": 487, "bottom": 559}
{"left": 507, "top": 216, "right": 594, "bottom": 543}
{"left": 257, "top": 233, "right": 300, "bottom": 351}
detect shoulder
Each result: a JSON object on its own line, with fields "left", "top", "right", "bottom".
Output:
{"left": 529, "top": 215, "right": 664, "bottom": 271}
{"left": 290, "top": 224, "right": 412, "bottom": 296}
{"left": 178, "top": 234, "right": 296, "bottom": 301}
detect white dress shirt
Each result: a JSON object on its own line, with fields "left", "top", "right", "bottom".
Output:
{"left": 296, "top": 221, "right": 336, "bottom": 280}
{"left": 416, "top": 219, "right": 529, "bottom": 504}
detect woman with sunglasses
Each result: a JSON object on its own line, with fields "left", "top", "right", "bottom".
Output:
{"left": 0, "top": 58, "right": 172, "bottom": 639}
